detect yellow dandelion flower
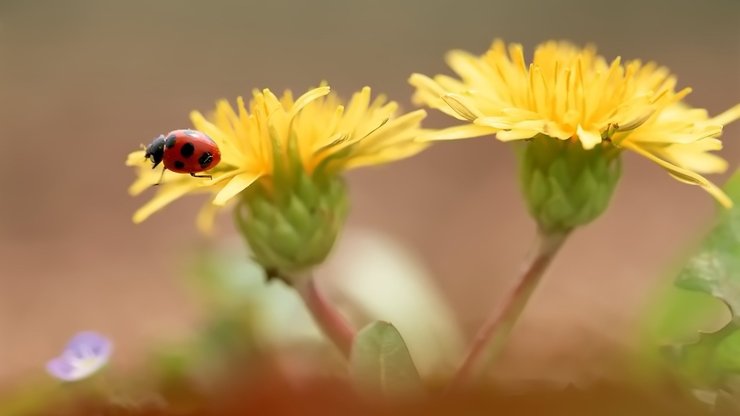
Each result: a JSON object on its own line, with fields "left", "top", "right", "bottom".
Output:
{"left": 127, "top": 85, "right": 427, "bottom": 274}
{"left": 410, "top": 39, "right": 740, "bottom": 208}
{"left": 126, "top": 85, "right": 427, "bottom": 231}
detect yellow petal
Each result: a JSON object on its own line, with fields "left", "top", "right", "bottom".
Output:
{"left": 261, "top": 88, "right": 283, "bottom": 111}
{"left": 212, "top": 172, "right": 261, "bottom": 206}
{"left": 409, "top": 73, "right": 449, "bottom": 98}
{"left": 196, "top": 200, "right": 220, "bottom": 234}
{"left": 289, "top": 86, "right": 331, "bottom": 118}
{"left": 409, "top": 74, "right": 470, "bottom": 121}
{"left": 441, "top": 94, "right": 480, "bottom": 121}
{"left": 128, "top": 175, "right": 157, "bottom": 196}
{"left": 359, "top": 110, "right": 425, "bottom": 148}
{"left": 710, "top": 103, "right": 740, "bottom": 126}
{"left": 126, "top": 150, "right": 147, "bottom": 166}
{"left": 133, "top": 183, "right": 196, "bottom": 224}
{"left": 621, "top": 141, "right": 731, "bottom": 207}
{"left": 340, "top": 87, "right": 372, "bottom": 131}
{"left": 344, "top": 142, "right": 428, "bottom": 170}
{"left": 576, "top": 125, "right": 602, "bottom": 149}
{"left": 207, "top": 169, "right": 246, "bottom": 186}
{"left": 658, "top": 139, "right": 728, "bottom": 174}
{"left": 664, "top": 150, "right": 728, "bottom": 174}
{"left": 475, "top": 116, "right": 515, "bottom": 129}
{"left": 496, "top": 129, "right": 540, "bottom": 141}
{"left": 446, "top": 50, "right": 492, "bottom": 88}
{"left": 418, "top": 124, "right": 494, "bottom": 141}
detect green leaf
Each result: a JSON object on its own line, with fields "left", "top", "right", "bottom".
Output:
{"left": 643, "top": 286, "right": 727, "bottom": 346}
{"left": 714, "top": 330, "right": 740, "bottom": 373}
{"left": 349, "top": 321, "right": 423, "bottom": 396}
{"left": 664, "top": 170, "right": 740, "bottom": 386}
{"left": 666, "top": 322, "right": 737, "bottom": 386}
{"left": 676, "top": 170, "right": 740, "bottom": 320}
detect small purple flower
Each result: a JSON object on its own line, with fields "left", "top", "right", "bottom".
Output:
{"left": 46, "top": 331, "right": 113, "bottom": 382}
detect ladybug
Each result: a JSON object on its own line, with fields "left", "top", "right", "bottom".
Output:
{"left": 144, "top": 129, "right": 221, "bottom": 180}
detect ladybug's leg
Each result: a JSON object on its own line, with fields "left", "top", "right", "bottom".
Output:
{"left": 153, "top": 167, "right": 167, "bottom": 186}
{"left": 190, "top": 173, "right": 213, "bottom": 180}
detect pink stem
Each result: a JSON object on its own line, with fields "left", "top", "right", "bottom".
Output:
{"left": 296, "top": 275, "right": 356, "bottom": 358}
{"left": 451, "top": 230, "right": 569, "bottom": 388}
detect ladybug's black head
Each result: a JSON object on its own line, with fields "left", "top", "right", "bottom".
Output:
{"left": 144, "top": 135, "right": 166, "bottom": 168}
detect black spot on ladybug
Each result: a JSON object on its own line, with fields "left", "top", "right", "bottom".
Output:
{"left": 165, "top": 136, "right": 177, "bottom": 148}
{"left": 198, "top": 152, "right": 213, "bottom": 169}
{"left": 180, "top": 142, "right": 195, "bottom": 158}
{"left": 174, "top": 160, "right": 185, "bottom": 170}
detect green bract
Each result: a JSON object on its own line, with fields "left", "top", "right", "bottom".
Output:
{"left": 234, "top": 172, "right": 348, "bottom": 280}
{"left": 518, "top": 135, "right": 622, "bottom": 233}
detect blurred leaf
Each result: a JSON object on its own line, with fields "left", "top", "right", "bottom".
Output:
{"left": 0, "top": 379, "right": 60, "bottom": 416}
{"left": 322, "top": 228, "right": 464, "bottom": 379}
{"left": 714, "top": 331, "right": 740, "bottom": 373}
{"left": 665, "top": 323, "right": 737, "bottom": 386}
{"left": 350, "top": 321, "right": 423, "bottom": 396}
{"left": 642, "top": 286, "right": 728, "bottom": 347}
{"left": 715, "top": 377, "right": 740, "bottom": 414}
{"left": 676, "top": 171, "right": 740, "bottom": 320}
{"left": 665, "top": 170, "right": 740, "bottom": 387}
{"left": 188, "top": 244, "right": 266, "bottom": 310}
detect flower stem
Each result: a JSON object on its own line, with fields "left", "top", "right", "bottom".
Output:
{"left": 295, "top": 274, "right": 356, "bottom": 358}
{"left": 451, "top": 229, "right": 569, "bottom": 387}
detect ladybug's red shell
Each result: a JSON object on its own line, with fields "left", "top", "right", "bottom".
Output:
{"left": 162, "top": 129, "right": 221, "bottom": 174}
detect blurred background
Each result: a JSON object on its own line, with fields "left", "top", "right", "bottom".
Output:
{"left": 0, "top": 0, "right": 738, "bottom": 387}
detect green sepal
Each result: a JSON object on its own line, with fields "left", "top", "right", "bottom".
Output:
{"left": 234, "top": 172, "right": 349, "bottom": 281}
{"left": 518, "top": 135, "right": 622, "bottom": 233}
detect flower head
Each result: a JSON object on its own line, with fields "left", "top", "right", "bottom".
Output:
{"left": 127, "top": 85, "right": 427, "bottom": 231}
{"left": 46, "top": 331, "right": 112, "bottom": 382}
{"left": 410, "top": 39, "right": 740, "bottom": 207}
